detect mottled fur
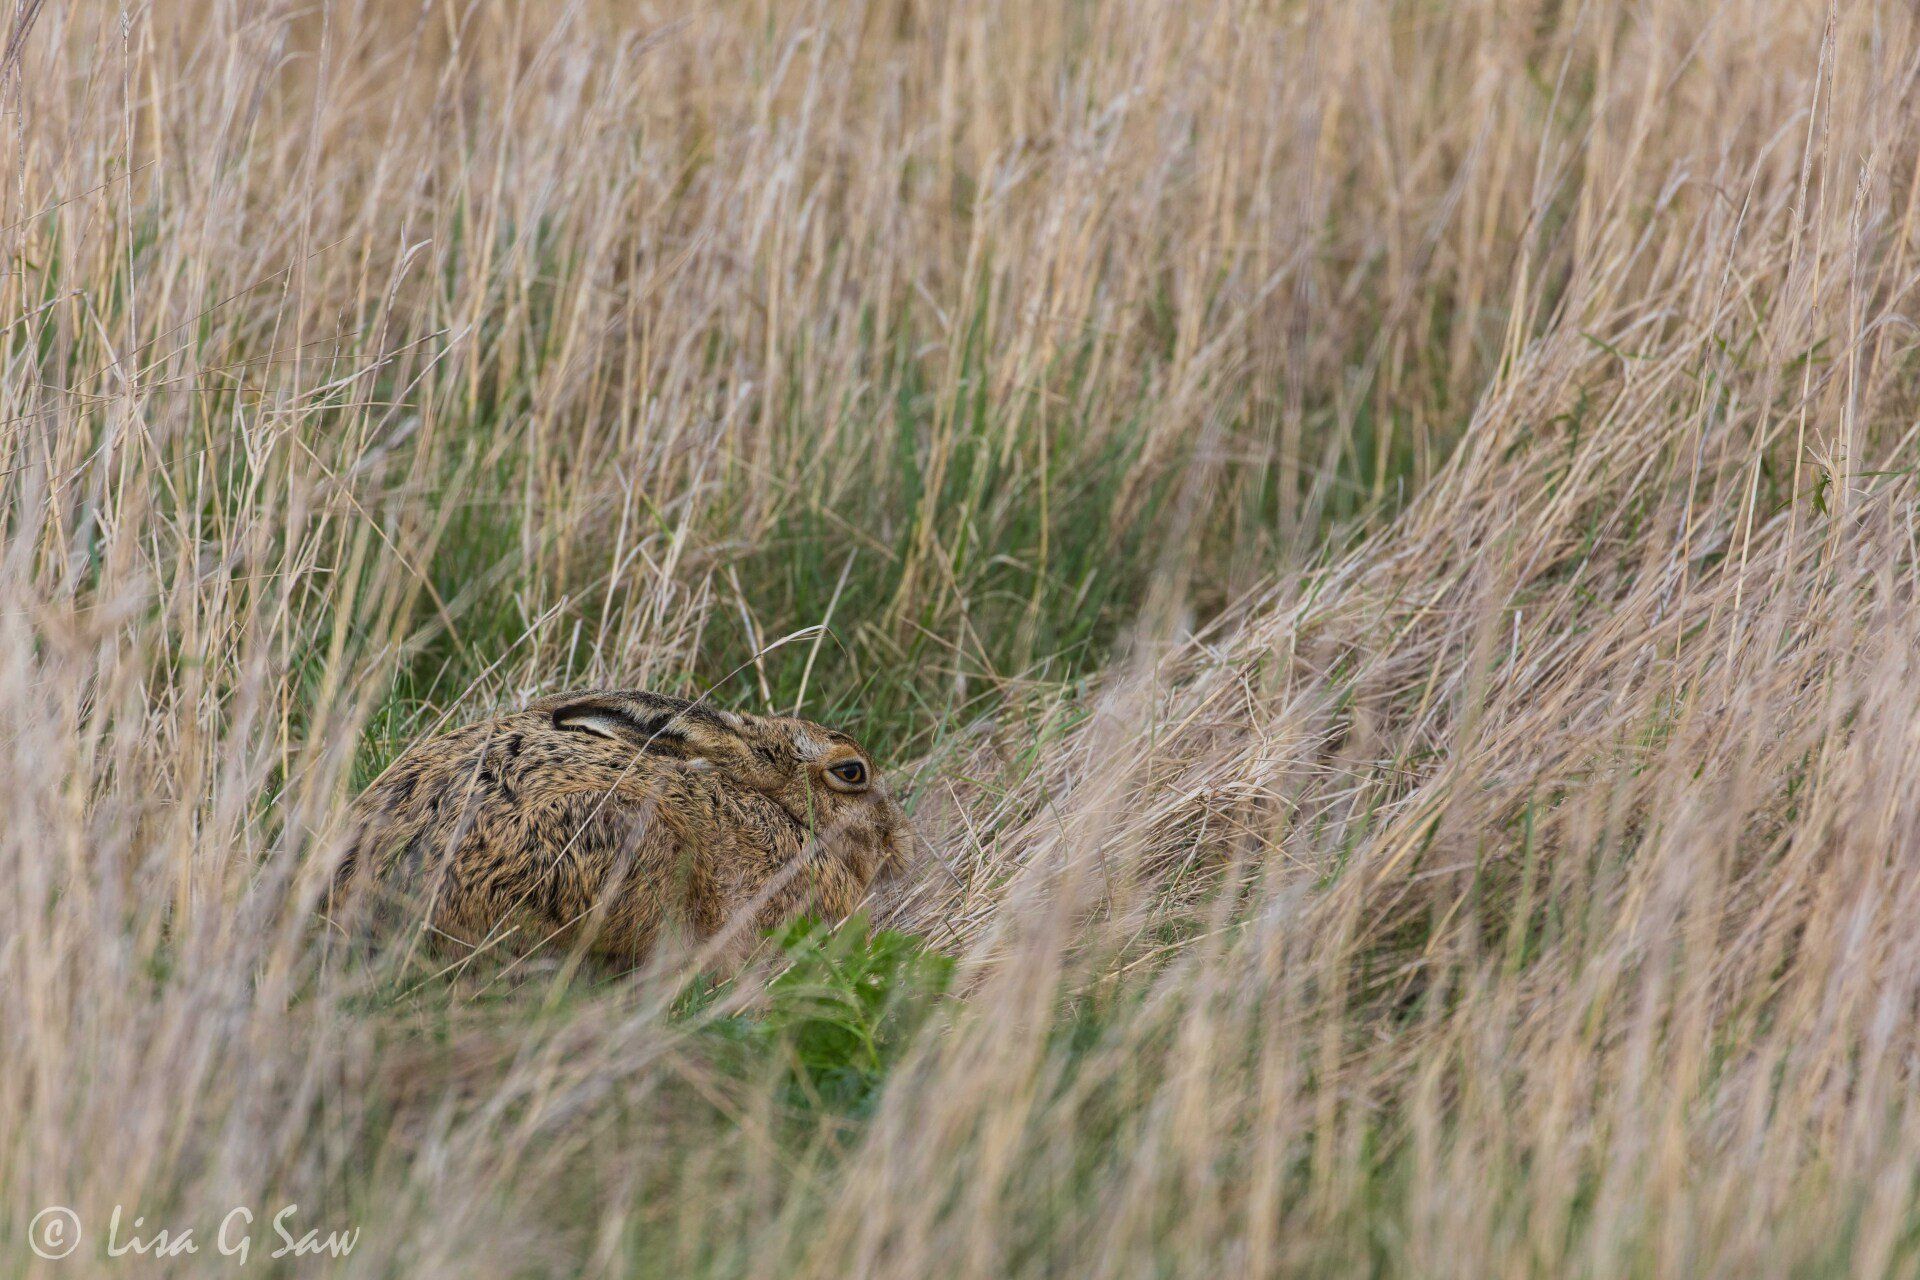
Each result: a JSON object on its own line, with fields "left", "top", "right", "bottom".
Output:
{"left": 333, "top": 690, "right": 910, "bottom": 966}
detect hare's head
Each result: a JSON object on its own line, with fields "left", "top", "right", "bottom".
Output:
{"left": 544, "top": 691, "right": 913, "bottom": 883}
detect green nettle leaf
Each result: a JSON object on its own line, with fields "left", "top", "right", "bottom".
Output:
{"left": 689, "top": 917, "right": 956, "bottom": 1122}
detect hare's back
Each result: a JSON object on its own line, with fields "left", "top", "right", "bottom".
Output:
{"left": 343, "top": 708, "right": 690, "bottom": 878}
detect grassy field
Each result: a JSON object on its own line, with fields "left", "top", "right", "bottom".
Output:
{"left": 6, "top": 0, "right": 1920, "bottom": 1274}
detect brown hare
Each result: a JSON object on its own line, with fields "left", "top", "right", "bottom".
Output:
{"left": 332, "top": 690, "right": 911, "bottom": 968}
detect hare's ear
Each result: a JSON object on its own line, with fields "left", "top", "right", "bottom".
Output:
{"left": 550, "top": 698, "right": 691, "bottom": 755}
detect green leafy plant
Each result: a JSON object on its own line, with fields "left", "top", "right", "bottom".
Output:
{"left": 694, "top": 917, "right": 956, "bottom": 1122}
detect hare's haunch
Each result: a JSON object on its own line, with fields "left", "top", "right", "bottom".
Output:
{"left": 334, "top": 690, "right": 910, "bottom": 966}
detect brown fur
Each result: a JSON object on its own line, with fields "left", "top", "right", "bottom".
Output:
{"left": 332, "top": 690, "right": 911, "bottom": 967}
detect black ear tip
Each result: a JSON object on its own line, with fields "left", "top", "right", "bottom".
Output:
{"left": 551, "top": 700, "right": 686, "bottom": 752}
{"left": 550, "top": 704, "right": 625, "bottom": 739}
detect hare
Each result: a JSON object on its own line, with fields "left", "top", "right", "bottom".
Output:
{"left": 332, "top": 690, "right": 912, "bottom": 968}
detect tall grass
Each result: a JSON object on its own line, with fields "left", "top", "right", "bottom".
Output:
{"left": 6, "top": 0, "right": 1920, "bottom": 1274}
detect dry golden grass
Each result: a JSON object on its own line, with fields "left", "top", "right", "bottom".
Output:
{"left": 6, "top": 0, "right": 1920, "bottom": 1274}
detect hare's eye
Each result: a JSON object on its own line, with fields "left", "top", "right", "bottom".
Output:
{"left": 826, "top": 759, "right": 869, "bottom": 790}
